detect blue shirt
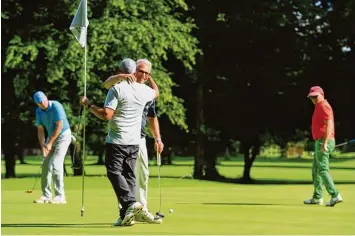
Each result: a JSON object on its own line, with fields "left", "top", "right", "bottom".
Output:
{"left": 35, "top": 101, "right": 70, "bottom": 138}
{"left": 141, "top": 100, "right": 157, "bottom": 138}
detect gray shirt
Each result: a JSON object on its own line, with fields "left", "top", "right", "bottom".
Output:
{"left": 104, "top": 81, "right": 156, "bottom": 145}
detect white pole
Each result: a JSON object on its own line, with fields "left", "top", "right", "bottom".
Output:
{"left": 84, "top": 37, "right": 87, "bottom": 97}
{"left": 81, "top": 33, "right": 87, "bottom": 217}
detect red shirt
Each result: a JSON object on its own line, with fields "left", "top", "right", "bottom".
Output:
{"left": 312, "top": 100, "right": 335, "bottom": 140}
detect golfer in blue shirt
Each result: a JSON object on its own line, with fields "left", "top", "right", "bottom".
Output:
{"left": 33, "top": 91, "right": 72, "bottom": 204}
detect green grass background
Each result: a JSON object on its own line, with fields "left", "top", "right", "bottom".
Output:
{"left": 2, "top": 156, "right": 355, "bottom": 235}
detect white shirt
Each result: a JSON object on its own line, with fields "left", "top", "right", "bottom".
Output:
{"left": 104, "top": 81, "right": 155, "bottom": 145}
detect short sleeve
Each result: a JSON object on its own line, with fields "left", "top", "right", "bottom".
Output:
{"left": 53, "top": 102, "right": 66, "bottom": 122}
{"left": 142, "top": 86, "right": 155, "bottom": 103}
{"left": 147, "top": 100, "right": 157, "bottom": 118}
{"left": 104, "top": 87, "right": 119, "bottom": 110}
{"left": 35, "top": 109, "right": 42, "bottom": 126}
{"left": 321, "top": 103, "right": 333, "bottom": 120}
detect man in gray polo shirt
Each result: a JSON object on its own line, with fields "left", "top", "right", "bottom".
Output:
{"left": 103, "top": 59, "right": 164, "bottom": 223}
{"left": 80, "top": 58, "right": 159, "bottom": 227}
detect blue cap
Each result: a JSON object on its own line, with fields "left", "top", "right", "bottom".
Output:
{"left": 33, "top": 91, "right": 47, "bottom": 104}
{"left": 119, "top": 58, "right": 136, "bottom": 74}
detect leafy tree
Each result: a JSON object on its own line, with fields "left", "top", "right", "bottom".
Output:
{"left": 2, "top": 0, "right": 200, "bottom": 177}
{"left": 186, "top": 0, "right": 355, "bottom": 181}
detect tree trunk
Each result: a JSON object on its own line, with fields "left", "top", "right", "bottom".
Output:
{"left": 225, "top": 146, "right": 231, "bottom": 160}
{"left": 193, "top": 4, "right": 209, "bottom": 179}
{"left": 70, "top": 142, "right": 83, "bottom": 176}
{"left": 166, "top": 153, "right": 172, "bottom": 165}
{"left": 162, "top": 149, "right": 173, "bottom": 165}
{"left": 4, "top": 146, "right": 16, "bottom": 178}
{"left": 204, "top": 143, "right": 221, "bottom": 180}
{"left": 96, "top": 148, "right": 105, "bottom": 165}
{"left": 280, "top": 142, "right": 287, "bottom": 158}
{"left": 193, "top": 79, "right": 221, "bottom": 179}
{"left": 241, "top": 142, "right": 259, "bottom": 183}
{"left": 17, "top": 148, "right": 26, "bottom": 164}
{"left": 242, "top": 154, "right": 254, "bottom": 181}
{"left": 15, "top": 139, "right": 26, "bottom": 164}
{"left": 193, "top": 77, "right": 206, "bottom": 179}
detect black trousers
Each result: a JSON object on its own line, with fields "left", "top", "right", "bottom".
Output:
{"left": 105, "top": 143, "right": 139, "bottom": 219}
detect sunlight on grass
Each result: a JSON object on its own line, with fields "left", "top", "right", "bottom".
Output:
{"left": 1, "top": 157, "right": 355, "bottom": 235}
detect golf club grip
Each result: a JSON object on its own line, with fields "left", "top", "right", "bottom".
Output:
{"left": 157, "top": 152, "right": 161, "bottom": 166}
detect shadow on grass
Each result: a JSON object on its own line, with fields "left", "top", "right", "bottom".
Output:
{"left": 169, "top": 156, "right": 355, "bottom": 166}
{"left": 1, "top": 223, "right": 112, "bottom": 228}
{"left": 170, "top": 163, "right": 355, "bottom": 171}
{"left": 174, "top": 156, "right": 354, "bottom": 162}
{"left": 225, "top": 164, "right": 355, "bottom": 170}
{"left": 178, "top": 202, "right": 282, "bottom": 206}
{"left": 153, "top": 175, "right": 355, "bottom": 185}
{"left": 203, "top": 202, "right": 280, "bottom": 206}
{"left": 198, "top": 177, "right": 355, "bottom": 185}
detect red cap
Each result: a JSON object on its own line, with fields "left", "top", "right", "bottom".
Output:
{"left": 307, "top": 86, "right": 324, "bottom": 97}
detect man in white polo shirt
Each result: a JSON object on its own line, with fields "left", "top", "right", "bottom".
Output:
{"left": 80, "top": 58, "right": 159, "bottom": 226}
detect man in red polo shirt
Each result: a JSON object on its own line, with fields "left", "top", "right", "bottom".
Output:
{"left": 304, "top": 86, "right": 343, "bottom": 207}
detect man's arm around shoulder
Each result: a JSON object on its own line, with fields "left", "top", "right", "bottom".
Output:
{"left": 147, "top": 76, "right": 159, "bottom": 99}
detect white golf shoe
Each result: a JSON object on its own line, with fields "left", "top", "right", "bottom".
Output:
{"left": 50, "top": 196, "right": 67, "bottom": 204}
{"left": 33, "top": 196, "right": 50, "bottom": 204}
{"left": 135, "top": 214, "right": 144, "bottom": 222}
{"left": 137, "top": 208, "right": 163, "bottom": 224}
{"left": 326, "top": 194, "right": 343, "bottom": 207}
{"left": 114, "top": 218, "right": 135, "bottom": 226}
{"left": 303, "top": 198, "right": 324, "bottom": 205}
{"left": 120, "top": 202, "right": 143, "bottom": 226}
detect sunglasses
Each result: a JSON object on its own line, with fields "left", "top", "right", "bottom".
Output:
{"left": 137, "top": 69, "right": 151, "bottom": 76}
{"left": 309, "top": 95, "right": 318, "bottom": 99}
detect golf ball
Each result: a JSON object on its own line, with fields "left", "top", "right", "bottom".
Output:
{"left": 169, "top": 208, "right": 174, "bottom": 213}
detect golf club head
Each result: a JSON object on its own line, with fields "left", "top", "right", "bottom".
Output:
{"left": 25, "top": 190, "right": 33, "bottom": 193}
{"left": 81, "top": 207, "right": 85, "bottom": 217}
{"left": 155, "top": 212, "right": 165, "bottom": 219}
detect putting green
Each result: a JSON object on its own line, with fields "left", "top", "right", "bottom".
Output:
{"left": 2, "top": 157, "right": 355, "bottom": 235}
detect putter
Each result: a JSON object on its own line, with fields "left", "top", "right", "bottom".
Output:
{"left": 311, "top": 139, "right": 355, "bottom": 156}
{"left": 25, "top": 159, "right": 44, "bottom": 194}
{"left": 155, "top": 151, "right": 165, "bottom": 219}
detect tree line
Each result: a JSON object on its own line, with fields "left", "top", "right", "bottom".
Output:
{"left": 2, "top": 0, "right": 355, "bottom": 179}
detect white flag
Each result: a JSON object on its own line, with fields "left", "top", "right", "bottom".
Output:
{"left": 69, "top": 0, "right": 89, "bottom": 47}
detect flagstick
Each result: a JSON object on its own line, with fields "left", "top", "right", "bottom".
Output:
{"left": 81, "top": 38, "right": 87, "bottom": 217}
{"left": 69, "top": 0, "right": 89, "bottom": 217}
